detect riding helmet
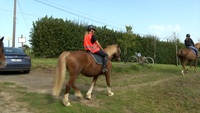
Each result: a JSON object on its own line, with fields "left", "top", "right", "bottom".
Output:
{"left": 186, "top": 34, "right": 190, "bottom": 37}
{"left": 87, "top": 25, "right": 96, "bottom": 31}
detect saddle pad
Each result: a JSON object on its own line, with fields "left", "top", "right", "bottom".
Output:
{"left": 88, "top": 52, "right": 103, "bottom": 64}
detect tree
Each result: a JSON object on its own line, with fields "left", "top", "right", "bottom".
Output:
{"left": 171, "top": 32, "right": 180, "bottom": 65}
{"left": 22, "top": 44, "right": 32, "bottom": 56}
{"left": 117, "top": 26, "right": 135, "bottom": 60}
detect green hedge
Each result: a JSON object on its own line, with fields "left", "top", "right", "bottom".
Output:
{"left": 29, "top": 16, "right": 184, "bottom": 64}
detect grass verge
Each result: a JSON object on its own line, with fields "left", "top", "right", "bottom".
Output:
{"left": 1, "top": 59, "right": 200, "bottom": 113}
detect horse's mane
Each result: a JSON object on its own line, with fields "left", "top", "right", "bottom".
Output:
{"left": 195, "top": 43, "right": 200, "bottom": 49}
{"left": 104, "top": 44, "right": 119, "bottom": 57}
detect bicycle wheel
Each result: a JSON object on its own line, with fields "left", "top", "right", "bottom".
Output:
{"left": 143, "top": 57, "right": 154, "bottom": 65}
{"left": 126, "top": 56, "right": 138, "bottom": 66}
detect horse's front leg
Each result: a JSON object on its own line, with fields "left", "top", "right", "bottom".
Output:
{"left": 105, "top": 72, "right": 114, "bottom": 96}
{"left": 181, "top": 64, "right": 186, "bottom": 75}
{"left": 86, "top": 76, "right": 98, "bottom": 100}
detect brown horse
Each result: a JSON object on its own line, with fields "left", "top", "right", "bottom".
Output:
{"left": 177, "top": 43, "right": 200, "bottom": 75}
{"left": 0, "top": 37, "right": 6, "bottom": 68}
{"left": 52, "top": 44, "right": 121, "bottom": 106}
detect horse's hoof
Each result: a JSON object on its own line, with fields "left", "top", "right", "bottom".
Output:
{"left": 108, "top": 92, "right": 114, "bottom": 96}
{"left": 63, "top": 99, "right": 71, "bottom": 106}
{"left": 86, "top": 94, "right": 92, "bottom": 100}
{"left": 75, "top": 93, "right": 83, "bottom": 99}
{"left": 181, "top": 71, "right": 184, "bottom": 75}
{"left": 63, "top": 100, "right": 71, "bottom": 106}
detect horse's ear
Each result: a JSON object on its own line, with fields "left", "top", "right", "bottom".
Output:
{"left": 1, "top": 37, "right": 4, "bottom": 41}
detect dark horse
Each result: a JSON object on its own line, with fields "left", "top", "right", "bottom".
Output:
{"left": 0, "top": 37, "right": 6, "bottom": 68}
{"left": 177, "top": 43, "right": 200, "bottom": 75}
{"left": 52, "top": 44, "right": 121, "bottom": 106}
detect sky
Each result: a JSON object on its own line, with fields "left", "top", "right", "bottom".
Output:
{"left": 0, "top": 0, "right": 200, "bottom": 47}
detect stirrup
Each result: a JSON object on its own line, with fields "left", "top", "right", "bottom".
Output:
{"left": 102, "top": 68, "right": 108, "bottom": 73}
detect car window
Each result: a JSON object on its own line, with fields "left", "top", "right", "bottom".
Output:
{"left": 4, "top": 48, "right": 24, "bottom": 53}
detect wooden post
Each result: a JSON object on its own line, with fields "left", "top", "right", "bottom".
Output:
{"left": 12, "top": 0, "right": 17, "bottom": 47}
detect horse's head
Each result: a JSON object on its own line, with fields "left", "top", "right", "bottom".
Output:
{"left": 195, "top": 43, "right": 200, "bottom": 51}
{"left": 112, "top": 44, "right": 121, "bottom": 61}
{"left": 0, "top": 37, "right": 6, "bottom": 68}
{"left": 104, "top": 44, "right": 121, "bottom": 61}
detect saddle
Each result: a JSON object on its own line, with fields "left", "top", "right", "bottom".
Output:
{"left": 87, "top": 52, "right": 103, "bottom": 64}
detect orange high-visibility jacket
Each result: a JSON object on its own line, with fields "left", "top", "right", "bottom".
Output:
{"left": 84, "top": 33, "right": 100, "bottom": 53}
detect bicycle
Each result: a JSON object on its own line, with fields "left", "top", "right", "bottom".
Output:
{"left": 125, "top": 52, "right": 154, "bottom": 66}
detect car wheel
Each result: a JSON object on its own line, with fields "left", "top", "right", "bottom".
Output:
{"left": 24, "top": 70, "right": 30, "bottom": 74}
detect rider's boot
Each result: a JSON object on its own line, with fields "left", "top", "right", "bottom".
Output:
{"left": 196, "top": 51, "right": 199, "bottom": 58}
{"left": 102, "top": 57, "right": 108, "bottom": 73}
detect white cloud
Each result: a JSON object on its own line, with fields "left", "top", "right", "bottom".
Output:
{"left": 148, "top": 24, "right": 181, "bottom": 36}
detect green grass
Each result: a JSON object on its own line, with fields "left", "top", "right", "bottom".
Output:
{"left": 1, "top": 59, "right": 200, "bottom": 113}
{"left": 31, "top": 58, "right": 58, "bottom": 69}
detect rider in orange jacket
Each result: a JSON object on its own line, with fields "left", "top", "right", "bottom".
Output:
{"left": 84, "top": 25, "right": 108, "bottom": 73}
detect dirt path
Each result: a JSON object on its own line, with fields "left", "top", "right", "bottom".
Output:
{"left": 0, "top": 69, "right": 101, "bottom": 112}
{"left": 0, "top": 70, "right": 55, "bottom": 113}
{"left": 0, "top": 70, "right": 54, "bottom": 94}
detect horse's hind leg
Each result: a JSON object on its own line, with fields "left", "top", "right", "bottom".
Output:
{"left": 181, "top": 60, "right": 188, "bottom": 75}
{"left": 86, "top": 76, "right": 98, "bottom": 100}
{"left": 72, "top": 83, "right": 83, "bottom": 99}
{"left": 182, "top": 64, "right": 186, "bottom": 75}
{"left": 63, "top": 75, "right": 76, "bottom": 106}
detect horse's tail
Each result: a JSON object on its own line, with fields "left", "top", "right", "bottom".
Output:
{"left": 52, "top": 51, "right": 70, "bottom": 97}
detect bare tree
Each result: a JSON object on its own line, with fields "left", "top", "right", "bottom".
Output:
{"left": 171, "top": 32, "right": 180, "bottom": 66}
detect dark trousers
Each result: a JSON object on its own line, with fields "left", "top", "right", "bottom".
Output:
{"left": 186, "top": 46, "right": 198, "bottom": 57}
{"left": 95, "top": 50, "right": 108, "bottom": 68}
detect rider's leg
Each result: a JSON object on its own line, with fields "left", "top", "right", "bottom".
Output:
{"left": 189, "top": 46, "right": 198, "bottom": 57}
{"left": 195, "top": 49, "right": 198, "bottom": 57}
{"left": 95, "top": 50, "right": 108, "bottom": 72}
{"left": 102, "top": 55, "right": 108, "bottom": 72}
{"left": 194, "top": 48, "right": 198, "bottom": 57}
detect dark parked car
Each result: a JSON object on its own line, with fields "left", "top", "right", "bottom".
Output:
{"left": 0, "top": 47, "right": 31, "bottom": 73}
